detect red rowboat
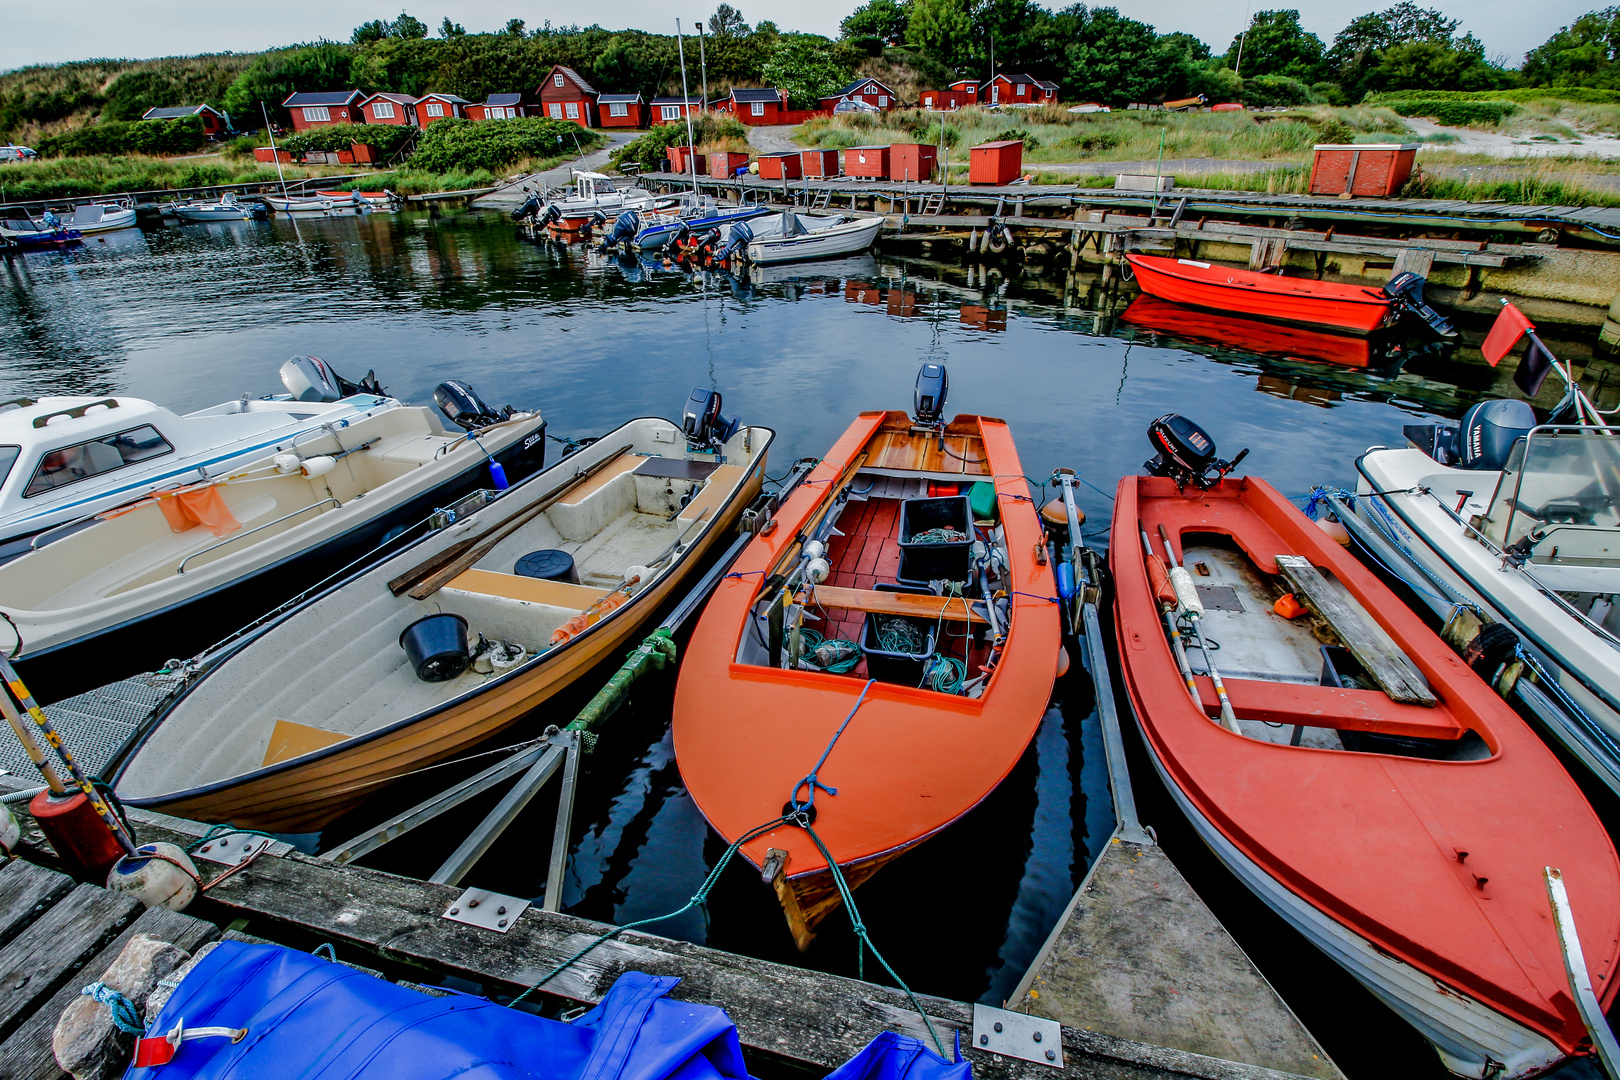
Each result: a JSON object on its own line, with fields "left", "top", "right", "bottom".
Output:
{"left": 1126, "top": 253, "right": 1394, "bottom": 334}
{"left": 674, "top": 403, "right": 1061, "bottom": 949}
{"left": 1112, "top": 472, "right": 1620, "bottom": 1078}
{"left": 1120, "top": 295, "right": 1374, "bottom": 369}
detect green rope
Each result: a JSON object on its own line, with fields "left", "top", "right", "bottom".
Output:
{"left": 800, "top": 629, "right": 862, "bottom": 673}
{"left": 921, "top": 654, "right": 966, "bottom": 693}
{"left": 875, "top": 616, "right": 927, "bottom": 656}
{"left": 184, "top": 824, "right": 283, "bottom": 854}
{"left": 908, "top": 527, "right": 966, "bottom": 545}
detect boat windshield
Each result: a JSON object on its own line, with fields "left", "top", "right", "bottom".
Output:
{"left": 1485, "top": 427, "right": 1620, "bottom": 567}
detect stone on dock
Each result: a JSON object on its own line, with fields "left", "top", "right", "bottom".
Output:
{"left": 52, "top": 934, "right": 191, "bottom": 1080}
{"left": 1012, "top": 838, "right": 1343, "bottom": 1080}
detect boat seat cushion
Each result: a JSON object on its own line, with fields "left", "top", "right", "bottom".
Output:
{"left": 447, "top": 568, "right": 606, "bottom": 608}
{"left": 379, "top": 436, "right": 448, "bottom": 467}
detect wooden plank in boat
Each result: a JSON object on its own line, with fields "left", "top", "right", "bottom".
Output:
{"left": 1274, "top": 555, "right": 1436, "bottom": 707}
{"left": 812, "top": 585, "right": 988, "bottom": 624}
{"left": 446, "top": 568, "right": 606, "bottom": 608}
{"left": 0, "top": 904, "right": 219, "bottom": 1080}
{"left": 264, "top": 719, "right": 349, "bottom": 766}
{"left": 0, "top": 861, "right": 72, "bottom": 952}
{"left": 633, "top": 456, "right": 719, "bottom": 482}
{"left": 677, "top": 465, "right": 745, "bottom": 522}
{"left": 0, "top": 883, "right": 141, "bottom": 1042}
{"left": 1194, "top": 677, "right": 1460, "bottom": 738}
{"left": 555, "top": 453, "right": 644, "bottom": 505}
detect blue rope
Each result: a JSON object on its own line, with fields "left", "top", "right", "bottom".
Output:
{"left": 723, "top": 569, "right": 765, "bottom": 581}
{"left": 788, "top": 680, "right": 875, "bottom": 814}
{"left": 81, "top": 982, "right": 144, "bottom": 1034}
{"left": 1012, "top": 590, "right": 1060, "bottom": 604}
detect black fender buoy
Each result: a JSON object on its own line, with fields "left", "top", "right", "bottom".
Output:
{"left": 1463, "top": 622, "right": 1518, "bottom": 681}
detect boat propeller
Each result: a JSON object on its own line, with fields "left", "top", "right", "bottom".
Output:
{"left": 1144, "top": 413, "right": 1248, "bottom": 491}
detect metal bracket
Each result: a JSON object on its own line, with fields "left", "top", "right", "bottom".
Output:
{"left": 442, "top": 887, "right": 529, "bottom": 933}
{"left": 971, "top": 1004, "right": 1063, "bottom": 1067}
{"left": 191, "top": 832, "right": 276, "bottom": 866}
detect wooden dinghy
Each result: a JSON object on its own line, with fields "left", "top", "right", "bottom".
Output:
{"left": 113, "top": 404, "right": 772, "bottom": 832}
{"left": 1112, "top": 429, "right": 1620, "bottom": 1078}
{"left": 674, "top": 368, "right": 1061, "bottom": 949}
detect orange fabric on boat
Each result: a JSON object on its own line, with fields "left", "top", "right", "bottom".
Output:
{"left": 156, "top": 486, "right": 240, "bottom": 538}
{"left": 550, "top": 590, "right": 630, "bottom": 646}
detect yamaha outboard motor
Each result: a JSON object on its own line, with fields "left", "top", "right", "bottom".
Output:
{"left": 1144, "top": 413, "right": 1249, "bottom": 491}
{"left": 1383, "top": 273, "right": 1457, "bottom": 339}
{"left": 682, "top": 387, "right": 739, "bottom": 450}
{"left": 433, "top": 381, "right": 510, "bottom": 431}
{"left": 914, "top": 363, "right": 948, "bottom": 425}
{"left": 280, "top": 356, "right": 386, "bottom": 402}
{"left": 717, "top": 220, "right": 755, "bottom": 264}
{"left": 1457, "top": 399, "right": 1536, "bottom": 470}
{"left": 600, "top": 209, "right": 640, "bottom": 250}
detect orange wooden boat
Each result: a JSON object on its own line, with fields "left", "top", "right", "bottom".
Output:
{"left": 1113, "top": 468, "right": 1620, "bottom": 1077}
{"left": 674, "top": 384, "right": 1061, "bottom": 949}
{"left": 1126, "top": 253, "right": 1394, "bottom": 334}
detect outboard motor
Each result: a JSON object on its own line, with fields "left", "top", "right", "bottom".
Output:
{"left": 717, "top": 220, "right": 755, "bottom": 264}
{"left": 682, "top": 387, "right": 740, "bottom": 450}
{"left": 914, "top": 363, "right": 948, "bottom": 425}
{"left": 280, "top": 356, "right": 386, "bottom": 402}
{"left": 1144, "top": 413, "right": 1248, "bottom": 491}
{"left": 600, "top": 209, "right": 640, "bottom": 249}
{"left": 433, "top": 380, "right": 510, "bottom": 431}
{"left": 1457, "top": 399, "right": 1536, "bottom": 470}
{"left": 1383, "top": 273, "right": 1457, "bottom": 339}
{"left": 511, "top": 192, "right": 543, "bottom": 222}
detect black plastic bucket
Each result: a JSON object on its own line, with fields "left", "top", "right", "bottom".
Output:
{"left": 399, "top": 613, "right": 471, "bottom": 682}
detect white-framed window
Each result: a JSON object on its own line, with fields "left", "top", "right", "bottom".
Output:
{"left": 610, "top": 102, "right": 628, "bottom": 117}
{"left": 1017, "top": 83, "right": 1026, "bottom": 96}
{"left": 750, "top": 101, "right": 764, "bottom": 116}
{"left": 425, "top": 102, "right": 444, "bottom": 117}
{"left": 303, "top": 106, "right": 330, "bottom": 122}
{"left": 372, "top": 101, "right": 395, "bottom": 119}
{"left": 549, "top": 103, "right": 564, "bottom": 119}
{"left": 877, "top": 95, "right": 888, "bottom": 107}
{"left": 565, "top": 102, "right": 578, "bottom": 119}
{"left": 554, "top": 73, "right": 565, "bottom": 87}
{"left": 661, "top": 104, "right": 680, "bottom": 120}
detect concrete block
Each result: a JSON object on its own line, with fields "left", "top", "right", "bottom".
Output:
{"left": 1116, "top": 174, "right": 1174, "bottom": 192}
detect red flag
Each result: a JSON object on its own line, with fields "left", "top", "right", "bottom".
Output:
{"left": 1482, "top": 302, "right": 1535, "bottom": 366}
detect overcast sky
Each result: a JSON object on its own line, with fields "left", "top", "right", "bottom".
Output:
{"left": 2, "top": 0, "right": 1595, "bottom": 76}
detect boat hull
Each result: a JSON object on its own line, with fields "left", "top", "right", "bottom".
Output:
{"left": 745, "top": 217, "right": 884, "bottom": 266}
{"left": 1120, "top": 295, "right": 1375, "bottom": 369}
{"left": 1125, "top": 254, "right": 1393, "bottom": 335}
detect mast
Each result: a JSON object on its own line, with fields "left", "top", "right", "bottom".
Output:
{"left": 696, "top": 19, "right": 710, "bottom": 114}
{"left": 260, "top": 101, "right": 290, "bottom": 200}
{"left": 676, "top": 19, "right": 700, "bottom": 196}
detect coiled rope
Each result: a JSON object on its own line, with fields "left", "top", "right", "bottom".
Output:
{"left": 81, "top": 982, "right": 144, "bottom": 1034}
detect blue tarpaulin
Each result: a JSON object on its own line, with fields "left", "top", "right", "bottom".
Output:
{"left": 126, "top": 941, "right": 974, "bottom": 1080}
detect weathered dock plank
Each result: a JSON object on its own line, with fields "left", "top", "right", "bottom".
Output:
{"left": 0, "top": 861, "right": 73, "bottom": 951}
{"left": 1011, "top": 839, "right": 1342, "bottom": 1080}
{"left": 0, "top": 904, "right": 219, "bottom": 1080}
{"left": 0, "top": 884, "right": 140, "bottom": 1042}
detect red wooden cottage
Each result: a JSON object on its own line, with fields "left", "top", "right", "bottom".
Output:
{"left": 650, "top": 96, "right": 702, "bottom": 123}
{"left": 820, "top": 77, "right": 899, "bottom": 112}
{"left": 598, "top": 93, "right": 649, "bottom": 128}
{"left": 920, "top": 81, "right": 978, "bottom": 110}
{"left": 719, "top": 88, "right": 787, "bottom": 124}
{"left": 987, "top": 74, "right": 1059, "bottom": 106}
{"left": 468, "top": 93, "right": 534, "bottom": 120}
{"left": 141, "top": 104, "right": 230, "bottom": 138}
{"left": 539, "top": 66, "right": 597, "bottom": 127}
{"left": 418, "top": 93, "right": 469, "bottom": 124}
{"left": 283, "top": 91, "right": 365, "bottom": 131}
{"left": 359, "top": 93, "right": 418, "bottom": 126}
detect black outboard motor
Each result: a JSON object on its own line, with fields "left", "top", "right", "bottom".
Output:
{"left": 1145, "top": 413, "right": 1249, "bottom": 491}
{"left": 280, "top": 356, "right": 386, "bottom": 402}
{"left": 511, "top": 192, "right": 543, "bottom": 222}
{"left": 682, "top": 387, "right": 740, "bottom": 450}
{"left": 717, "top": 220, "right": 755, "bottom": 264}
{"left": 434, "top": 380, "right": 510, "bottom": 431}
{"left": 600, "top": 209, "right": 640, "bottom": 249}
{"left": 914, "top": 363, "right": 948, "bottom": 425}
{"left": 1383, "top": 273, "right": 1457, "bottom": 339}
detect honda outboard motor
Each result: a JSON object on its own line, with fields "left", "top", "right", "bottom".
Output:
{"left": 433, "top": 381, "right": 509, "bottom": 431}
{"left": 280, "top": 356, "right": 386, "bottom": 402}
{"left": 1457, "top": 398, "right": 1536, "bottom": 471}
{"left": 914, "top": 363, "right": 948, "bottom": 425}
{"left": 1383, "top": 273, "right": 1456, "bottom": 339}
{"left": 601, "top": 209, "right": 640, "bottom": 249}
{"left": 1145, "top": 413, "right": 1248, "bottom": 491}
{"left": 717, "top": 220, "right": 754, "bottom": 263}
{"left": 683, "top": 387, "right": 739, "bottom": 450}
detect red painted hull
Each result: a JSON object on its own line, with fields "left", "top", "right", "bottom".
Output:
{"left": 1120, "top": 295, "right": 1373, "bottom": 369}
{"left": 1126, "top": 254, "right": 1393, "bottom": 335}
{"left": 1111, "top": 475, "right": 1620, "bottom": 1061}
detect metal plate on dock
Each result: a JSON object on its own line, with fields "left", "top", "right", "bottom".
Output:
{"left": 191, "top": 832, "right": 276, "bottom": 866}
{"left": 442, "top": 888, "right": 529, "bottom": 933}
{"left": 972, "top": 1004, "right": 1063, "bottom": 1068}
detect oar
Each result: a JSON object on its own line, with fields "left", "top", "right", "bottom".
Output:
{"left": 1141, "top": 527, "right": 1198, "bottom": 701}
{"left": 1157, "top": 525, "right": 1241, "bottom": 735}
{"left": 0, "top": 685, "right": 67, "bottom": 795}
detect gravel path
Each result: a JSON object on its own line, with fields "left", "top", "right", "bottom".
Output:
{"left": 745, "top": 125, "right": 801, "bottom": 155}
{"left": 473, "top": 132, "right": 637, "bottom": 208}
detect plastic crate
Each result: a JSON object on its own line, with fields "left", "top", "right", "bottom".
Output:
{"left": 898, "top": 495, "right": 972, "bottom": 582}
{"left": 862, "top": 609, "right": 937, "bottom": 686}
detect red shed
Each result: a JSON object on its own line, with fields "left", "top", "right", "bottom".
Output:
{"left": 800, "top": 148, "right": 840, "bottom": 177}
{"left": 920, "top": 81, "right": 978, "bottom": 111}
{"left": 844, "top": 145, "right": 889, "bottom": 179}
{"left": 539, "top": 65, "right": 597, "bottom": 127}
{"left": 282, "top": 91, "right": 364, "bottom": 131}
{"left": 819, "top": 77, "right": 899, "bottom": 112}
{"left": 987, "top": 74, "right": 1058, "bottom": 106}
{"left": 468, "top": 93, "right": 535, "bottom": 120}
{"left": 667, "top": 144, "right": 697, "bottom": 174}
{"left": 359, "top": 93, "right": 418, "bottom": 126}
{"left": 141, "top": 104, "right": 230, "bottom": 138}
{"left": 757, "top": 152, "right": 802, "bottom": 180}
{"left": 417, "top": 93, "right": 468, "bottom": 125}
{"left": 1308, "top": 143, "right": 1418, "bottom": 198}
{"left": 709, "top": 151, "right": 751, "bottom": 178}
{"left": 888, "top": 144, "right": 936, "bottom": 182}
{"left": 970, "top": 140, "right": 1024, "bottom": 185}
{"left": 651, "top": 96, "right": 702, "bottom": 123}
{"left": 599, "top": 93, "right": 648, "bottom": 128}
{"left": 725, "top": 88, "right": 787, "bottom": 124}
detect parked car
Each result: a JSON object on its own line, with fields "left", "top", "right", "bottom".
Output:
{"left": 833, "top": 99, "right": 880, "bottom": 115}
{"left": 0, "top": 145, "right": 38, "bottom": 163}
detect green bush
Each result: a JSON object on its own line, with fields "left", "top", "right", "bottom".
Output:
{"left": 1364, "top": 87, "right": 1620, "bottom": 105}
{"left": 609, "top": 116, "right": 748, "bottom": 171}
{"left": 223, "top": 135, "right": 258, "bottom": 160}
{"left": 992, "top": 127, "right": 1039, "bottom": 151}
{"left": 1241, "top": 75, "right": 1318, "bottom": 108}
{"left": 410, "top": 117, "right": 603, "bottom": 174}
{"left": 36, "top": 116, "right": 206, "bottom": 157}
{"left": 281, "top": 122, "right": 416, "bottom": 157}
{"left": 1382, "top": 99, "right": 1518, "bottom": 126}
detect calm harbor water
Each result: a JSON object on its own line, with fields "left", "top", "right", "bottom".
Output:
{"left": 2, "top": 208, "right": 1609, "bottom": 1078}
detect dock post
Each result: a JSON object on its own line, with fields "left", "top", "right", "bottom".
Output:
{"left": 543, "top": 731, "right": 582, "bottom": 912}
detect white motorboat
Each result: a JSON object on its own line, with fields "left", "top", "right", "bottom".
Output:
{"left": 512, "top": 171, "right": 658, "bottom": 230}
{"left": 1341, "top": 338, "right": 1620, "bottom": 796}
{"left": 721, "top": 210, "right": 885, "bottom": 266}
{"left": 263, "top": 192, "right": 361, "bottom": 213}
{"left": 169, "top": 194, "right": 261, "bottom": 222}
{"left": 2, "top": 202, "right": 136, "bottom": 239}
{"left": 0, "top": 369, "right": 548, "bottom": 704}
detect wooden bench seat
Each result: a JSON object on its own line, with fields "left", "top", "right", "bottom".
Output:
{"left": 809, "top": 585, "right": 988, "bottom": 625}
{"left": 1195, "top": 676, "right": 1462, "bottom": 739}
{"left": 445, "top": 568, "right": 606, "bottom": 608}
{"left": 554, "top": 453, "right": 644, "bottom": 506}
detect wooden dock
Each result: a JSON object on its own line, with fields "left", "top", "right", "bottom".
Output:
{"left": 0, "top": 774, "right": 1329, "bottom": 1080}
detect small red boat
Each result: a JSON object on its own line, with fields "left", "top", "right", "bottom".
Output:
{"left": 1112, "top": 416, "right": 1620, "bottom": 1078}
{"left": 1126, "top": 253, "right": 1394, "bottom": 334}
{"left": 674, "top": 369, "right": 1061, "bottom": 949}
{"left": 1120, "top": 295, "right": 1374, "bottom": 368}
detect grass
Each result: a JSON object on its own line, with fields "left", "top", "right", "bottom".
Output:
{"left": 0, "top": 154, "right": 399, "bottom": 201}
{"left": 1401, "top": 161, "right": 1620, "bottom": 207}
